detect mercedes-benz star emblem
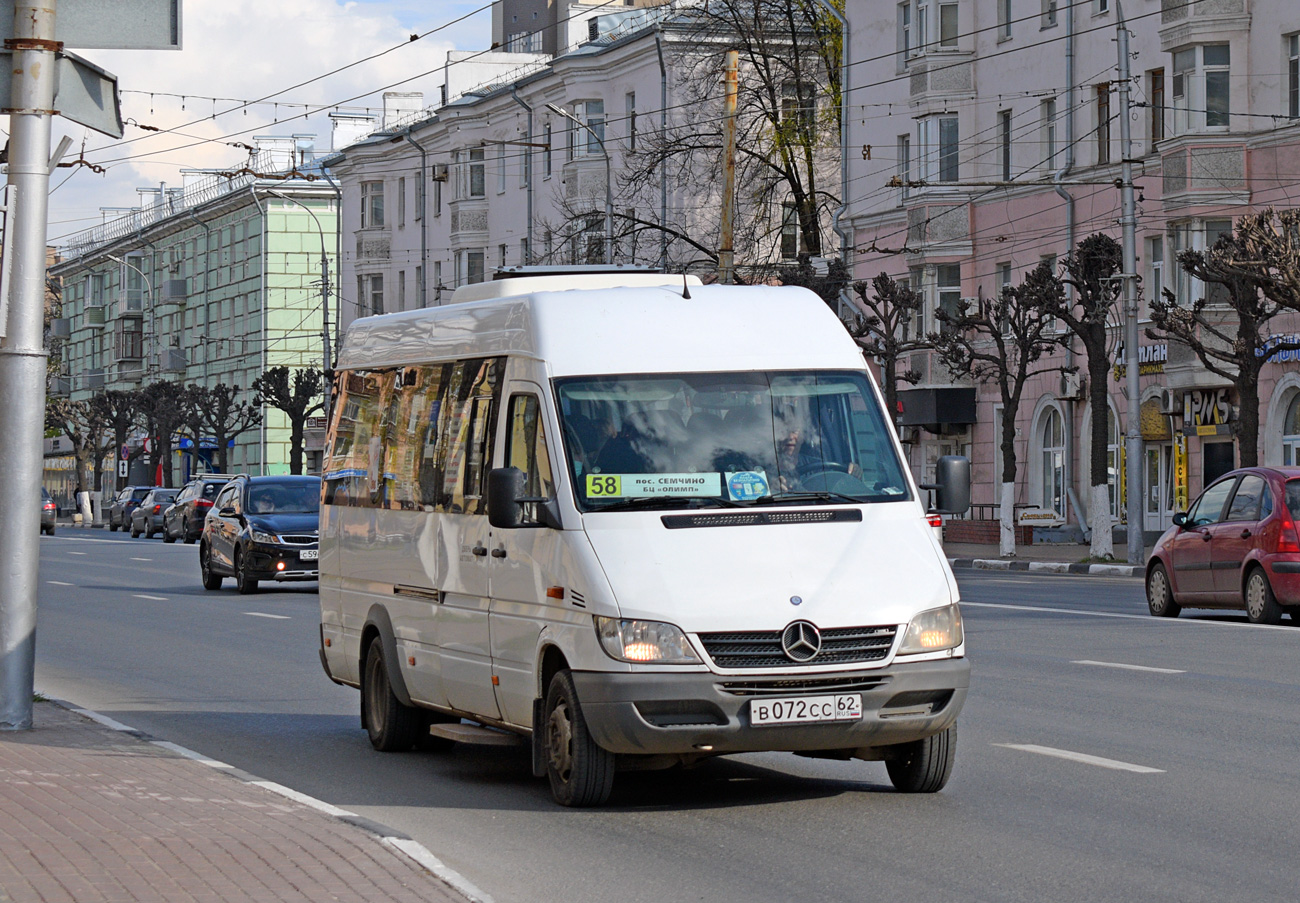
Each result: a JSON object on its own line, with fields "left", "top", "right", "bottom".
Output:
{"left": 781, "top": 620, "right": 822, "bottom": 663}
{"left": 790, "top": 595, "right": 803, "bottom": 606}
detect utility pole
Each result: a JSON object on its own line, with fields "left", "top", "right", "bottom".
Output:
{"left": 719, "top": 49, "right": 738, "bottom": 285}
{"left": 0, "top": 1, "right": 57, "bottom": 730}
{"left": 1117, "top": 2, "right": 1144, "bottom": 566}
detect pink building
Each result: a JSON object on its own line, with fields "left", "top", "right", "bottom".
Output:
{"left": 845, "top": 0, "right": 1300, "bottom": 541}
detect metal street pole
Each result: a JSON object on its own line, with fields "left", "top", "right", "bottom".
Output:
{"left": 266, "top": 189, "right": 332, "bottom": 424}
{"left": 719, "top": 50, "right": 738, "bottom": 285}
{"left": 0, "top": 1, "right": 58, "bottom": 730}
{"left": 1117, "top": 3, "right": 1144, "bottom": 566}
{"left": 546, "top": 103, "right": 613, "bottom": 264}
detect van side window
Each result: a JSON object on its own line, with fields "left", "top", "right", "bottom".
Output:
{"left": 442, "top": 358, "right": 504, "bottom": 514}
{"left": 507, "top": 394, "right": 556, "bottom": 523}
{"left": 384, "top": 365, "right": 448, "bottom": 510}
{"left": 417, "top": 363, "right": 453, "bottom": 509}
{"left": 325, "top": 369, "right": 392, "bottom": 506}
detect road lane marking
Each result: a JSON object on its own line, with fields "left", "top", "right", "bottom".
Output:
{"left": 962, "top": 601, "right": 1300, "bottom": 632}
{"left": 47, "top": 580, "right": 74, "bottom": 586}
{"left": 244, "top": 612, "right": 290, "bottom": 620}
{"left": 1073, "top": 660, "right": 1185, "bottom": 674}
{"left": 993, "top": 743, "right": 1164, "bottom": 773}
{"left": 133, "top": 593, "right": 167, "bottom": 601}
{"left": 130, "top": 557, "right": 152, "bottom": 562}
{"left": 67, "top": 551, "right": 87, "bottom": 556}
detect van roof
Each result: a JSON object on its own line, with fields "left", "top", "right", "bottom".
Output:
{"left": 336, "top": 283, "right": 865, "bottom": 376}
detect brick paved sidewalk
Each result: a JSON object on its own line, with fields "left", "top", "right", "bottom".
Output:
{"left": 0, "top": 702, "right": 471, "bottom": 903}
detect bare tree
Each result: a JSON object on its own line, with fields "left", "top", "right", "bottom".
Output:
{"left": 137, "top": 381, "right": 188, "bottom": 487}
{"left": 1147, "top": 212, "right": 1300, "bottom": 467}
{"left": 777, "top": 254, "right": 848, "bottom": 312}
{"left": 1050, "top": 233, "right": 1124, "bottom": 560}
{"left": 847, "top": 273, "right": 928, "bottom": 428}
{"left": 252, "top": 366, "right": 325, "bottom": 475}
{"left": 933, "top": 262, "right": 1067, "bottom": 556}
{"left": 89, "top": 390, "right": 140, "bottom": 492}
{"left": 187, "top": 383, "right": 262, "bottom": 474}
{"left": 45, "top": 397, "right": 112, "bottom": 521}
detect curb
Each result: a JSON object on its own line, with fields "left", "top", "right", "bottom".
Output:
{"left": 949, "top": 557, "right": 1143, "bottom": 577}
{"left": 43, "top": 696, "right": 494, "bottom": 903}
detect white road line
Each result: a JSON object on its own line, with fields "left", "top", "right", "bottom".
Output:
{"left": 962, "top": 601, "right": 1300, "bottom": 632}
{"left": 47, "top": 580, "right": 74, "bottom": 586}
{"left": 1073, "top": 660, "right": 1186, "bottom": 674}
{"left": 244, "top": 612, "right": 290, "bottom": 620}
{"left": 384, "top": 837, "right": 496, "bottom": 903}
{"left": 993, "top": 743, "right": 1164, "bottom": 774}
{"left": 67, "top": 551, "right": 87, "bottom": 555}
{"left": 130, "top": 557, "right": 152, "bottom": 561}
{"left": 133, "top": 593, "right": 168, "bottom": 601}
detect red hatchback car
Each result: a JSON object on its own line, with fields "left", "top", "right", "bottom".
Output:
{"left": 1146, "top": 467, "right": 1300, "bottom": 624}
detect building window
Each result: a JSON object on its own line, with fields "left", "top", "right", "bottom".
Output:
{"left": 781, "top": 202, "right": 801, "bottom": 259}
{"left": 781, "top": 80, "right": 818, "bottom": 130}
{"left": 1149, "top": 68, "right": 1166, "bottom": 145}
{"left": 544, "top": 122, "right": 553, "bottom": 177}
{"left": 467, "top": 251, "right": 485, "bottom": 285}
{"left": 499, "top": 243, "right": 508, "bottom": 269}
{"left": 936, "top": 263, "right": 961, "bottom": 331}
{"left": 1105, "top": 406, "right": 1120, "bottom": 518}
{"left": 359, "top": 274, "right": 383, "bottom": 315}
{"left": 909, "top": 265, "right": 925, "bottom": 339}
{"left": 361, "top": 181, "right": 384, "bottom": 229}
{"left": 997, "top": 0, "right": 1011, "bottom": 40}
{"left": 1282, "top": 393, "right": 1300, "bottom": 465}
{"left": 576, "top": 100, "right": 605, "bottom": 156}
{"left": 626, "top": 91, "right": 637, "bottom": 150}
{"left": 1041, "top": 0, "right": 1057, "bottom": 29}
{"left": 1288, "top": 34, "right": 1298, "bottom": 119}
{"left": 544, "top": 228, "right": 553, "bottom": 261}
{"left": 415, "top": 266, "right": 422, "bottom": 306}
{"left": 497, "top": 143, "right": 506, "bottom": 193}
{"left": 397, "top": 177, "right": 406, "bottom": 227}
{"left": 1147, "top": 236, "right": 1163, "bottom": 318}
{"left": 398, "top": 270, "right": 406, "bottom": 311}
{"left": 433, "top": 261, "right": 442, "bottom": 301}
{"left": 520, "top": 238, "right": 530, "bottom": 265}
{"left": 897, "top": 134, "right": 911, "bottom": 201}
{"left": 898, "top": 2, "right": 921, "bottom": 61}
{"left": 1096, "top": 83, "right": 1111, "bottom": 165}
{"left": 434, "top": 179, "right": 442, "bottom": 217}
{"left": 1039, "top": 407, "right": 1066, "bottom": 518}
{"left": 1095, "top": 0, "right": 1109, "bottom": 14}
{"left": 1172, "top": 44, "right": 1230, "bottom": 134}
{"left": 998, "top": 110, "right": 1012, "bottom": 181}
{"left": 938, "top": 2, "right": 957, "bottom": 48}
{"left": 1041, "top": 98, "right": 1057, "bottom": 171}
{"left": 917, "top": 114, "right": 958, "bottom": 184}
{"left": 469, "top": 147, "right": 485, "bottom": 197}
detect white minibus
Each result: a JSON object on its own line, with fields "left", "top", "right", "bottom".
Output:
{"left": 318, "top": 271, "right": 971, "bottom": 807}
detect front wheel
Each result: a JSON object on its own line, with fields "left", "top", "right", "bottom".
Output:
{"left": 1245, "top": 568, "right": 1282, "bottom": 625}
{"left": 544, "top": 670, "right": 615, "bottom": 807}
{"left": 363, "top": 637, "right": 422, "bottom": 751}
{"left": 200, "top": 544, "right": 223, "bottom": 590}
{"left": 108, "top": 519, "right": 118, "bottom": 532}
{"left": 1146, "top": 563, "right": 1180, "bottom": 618}
{"left": 234, "top": 548, "right": 258, "bottom": 595}
{"left": 130, "top": 522, "right": 141, "bottom": 538}
{"left": 162, "top": 525, "right": 176, "bottom": 544}
{"left": 885, "top": 725, "right": 956, "bottom": 793}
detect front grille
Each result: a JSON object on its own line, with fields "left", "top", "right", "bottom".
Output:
{"left": 662, "top": 509, "right": 862, "bottom": 530}
{"left": 698, "top": 625, "right": 897, "bottom": 669}
{"left": 718, "top": 675, "right": 890, "bottom": 697}
{"left": 280, "top": 534, "right": 317, "bottom": 545}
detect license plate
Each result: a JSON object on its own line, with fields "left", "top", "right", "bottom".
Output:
{"left": 750, "top": 694, "right": 862, "bottom": 727}
{"left": 299, "top": 549, "right": 319, "bottom": 561}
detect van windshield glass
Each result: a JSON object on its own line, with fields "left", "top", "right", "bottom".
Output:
{"left": 556, "top": 371, "right": 910, "bottom": 511}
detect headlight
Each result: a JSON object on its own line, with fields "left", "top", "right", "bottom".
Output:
{"left": 594, "top": 617, "right": 700, "bottom": 664}
{"left": 898, "top": 604, "right": 964, "bottom": 654}
{"left": 251, "top": 530, "right": 279, "bottom": 544}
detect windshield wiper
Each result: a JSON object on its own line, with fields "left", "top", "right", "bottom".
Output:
{"left": 762, "top": 490, "right": 863, "bottom": 506}
{"left": 591, "top": 496, "right": 747, "bottom": 512}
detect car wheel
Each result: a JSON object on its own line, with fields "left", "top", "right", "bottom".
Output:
{"left": 145, "top": 525, "right": 156, "bottom": 539}
{"left": 108, "top": 519, "right": 118, "bottom": 532}
{"left": 885, "top": 725, "right": 956, "bottom": 794}
{"left": 44, "top": 525, "right": 55, "bottom": 536}
{"left": 234, "top": 548, "right": 258, "bottom": 595}
{"left": 1146, "top": 563, "right": 1180, "bottom": 618}
{"left": 362, "top": 636, "right": 422, "bottom": 751}
{"left": 1244, "top": 567, "right": 1282, "bottom": 625}
{"left": 184, "top": 533, "right": 196, "bottom": 545}
{"left": 130, "top": 521, "right": 141, "bottom": 538}
{"left": 544, "top": 669, "right": 615, "bottom": 807}
{"left": 200, "top": 544, "right": 223, "bottom": 591}
{"left": 162, "top": 525, "right": 175, "bottom": 544}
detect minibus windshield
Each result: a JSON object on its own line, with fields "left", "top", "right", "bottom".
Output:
{"left": 555, "top": 371, "right": 911, "bottom": 511}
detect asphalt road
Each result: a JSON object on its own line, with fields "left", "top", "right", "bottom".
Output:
{"left": 31, "top": 531, "right": 1300, "bottom": 903}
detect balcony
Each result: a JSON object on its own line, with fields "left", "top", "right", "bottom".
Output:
{"left": 1159, "top": 0, "right": 1248, "bottom": 52}
{"left": 117, "top": 291, "right": 144, "bottom": 318}
{"left": 1159, "top": 135, "right": 1248, "bottom": 210}
{"left": 448, "top": 198, "right": 489, "bottom": 246}
{"left": 907, "top": 50, "right": 975, "bottom": 106}
{"left": 113, "top": 362, "right": 145, "bottom": 384}
{"left": 84, "top": 306, "right": 106, "bottom": 328}
{"left": 355, "top": 228, "right": 391, "bottom": 262}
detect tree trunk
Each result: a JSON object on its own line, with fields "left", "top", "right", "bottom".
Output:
{"left": 290, "top": 419, "right": 305, "bottom": 475}
{"left": 881, "top": 358, "right": 898, "bottom": 435}
{"left": 1087, "top": 336, "right": 1114, "bottom": 559}
{"left": 215, "top": 439, "right": 229, "bottom": 474}
{"left": 1236, "top": 373, "right": 1260, "bottom": 468}
{"left": 999, "top": 399, "right": 1020, "bottom": 557}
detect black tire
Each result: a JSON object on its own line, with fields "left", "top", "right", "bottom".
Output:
{"left": 130, "top": 523, "right": 140, "bottom": 538}
{"left": 162, "top": 526, "right": 175, "bottom": 544}
{"left": 885, "top": 725, "right": 956, "bottom": 794}
{"left": 145, "top": 525, "right": 156, "bottom": 539}
{"left": 108, "top": 518, "right": 118, "bottom": 532}
{"left": 44, "top": 525, "right": 55, "bottom": 536}
{"left": 184, "top": 534, "right": 197, "bottom": 545}
{"left": 234, "top": 548, "right": 258, "bottom": 595}
{"left": 200, "top": 544, "right": 223, "bottom": 590}
{"left": 362, "top": 636, "right": 422, "bottom": 751}
{"left": 544, "top": 670, "right": 615, "bottom": 807}
{"left": 1146, "top": 563, "right": 1180, "bottom": 618}
{"left": 1244, "top": 567, "right": 1282, "bottom": 625}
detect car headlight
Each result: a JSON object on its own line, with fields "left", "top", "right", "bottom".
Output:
{"left": 594, "top": 616, "right": 700, "bottom": 664}
{"left": 897, "top": 604, "right": 964, "bottom": 654}
{"left": 251, "top": 530, "right": 279, "bottom": 544}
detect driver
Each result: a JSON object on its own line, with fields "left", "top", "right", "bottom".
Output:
{"left": 774, "top": 411, "right": 862, "bottom": 492}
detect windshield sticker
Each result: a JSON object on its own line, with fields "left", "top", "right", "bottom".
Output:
{"left": 726, "top": 470, "right": 770, "bottom": 502}
{"left": 586, "top": 473, "right": 722, "bottom": 498}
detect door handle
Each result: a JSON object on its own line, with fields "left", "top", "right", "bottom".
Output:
{"left": 471, "top": 545, "right": 488, "bottom": 557}
{"left": 491, "top": 548, "right": 507, "bottom": 559}
{"left": 1201, "top": 531, "right": 1212, "bottom": 542}
{"left": 1241, "top": 529, "right": 1252, "bottom": 539}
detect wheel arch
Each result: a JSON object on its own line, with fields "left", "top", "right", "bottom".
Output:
{"left": 361, "top": 604, "right": 413, "bottom": 708}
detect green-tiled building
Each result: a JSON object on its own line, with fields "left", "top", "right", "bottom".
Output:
{"left": 50, "top": 137, "right": 339, "bottom": 484}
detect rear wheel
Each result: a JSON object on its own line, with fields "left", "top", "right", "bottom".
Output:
{"left": 362, "top": 637, "right": 422, "bottom": 751}
{"left": 885, "top": 725, "right": 956, "bottom": 793}
{"left": 108, "top": 517, "right": 118, "bottom": 532}
{"left": 1146, "top": 563, "right": 1180, "bottom": 618}
{"left": 130, "top": 521, "right": 141, "bottom": 538}
{"left": 200, "top": 544, "right": 223, "bottom": 590}
{"left": 234, "top": 548, "right": 258, "bottom": 595}
{"left": 544, "top": 670, "right": 615, "bottom": 807}
{"left": 1245, "top": 568, "right": 1282, "bottom": 625}
{"left": 162, "top": 524, "right": 176, "bottom": 544}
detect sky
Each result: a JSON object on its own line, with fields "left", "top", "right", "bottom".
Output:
{"left": 44, "top": 0, "right": 492, "bottom": 249}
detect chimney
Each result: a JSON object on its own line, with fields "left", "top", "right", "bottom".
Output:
{"left": 329, "top": 112, "right": 377, "bottom": 151}
{"left": 382, "top": 91, "right": 424, "bottom": 130}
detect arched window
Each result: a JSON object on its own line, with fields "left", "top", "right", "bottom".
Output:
{"left": 1041, "top": 407, "right": 1066, "bottom": 517}
{"left": 1283, "top": 394, "right": 1300, "bottom": 465}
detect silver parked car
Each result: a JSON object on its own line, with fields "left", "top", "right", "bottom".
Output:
{"left": 130, "top": 487, "right": 179, "bottom": 538}
{"left": 40, "top": 487, "right": 56, "bottom": 536}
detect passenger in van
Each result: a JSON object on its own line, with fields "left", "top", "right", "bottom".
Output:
{"left": 593, "top": 414, "right": 651, "bottom": 474}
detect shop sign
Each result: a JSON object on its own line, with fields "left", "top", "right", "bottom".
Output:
{"left": 1017, "top": 507, "right": 1064, "bottom": 526}
{"left": 1183, "top": 388, "right": 1234, "bottom": 437}
{"left": 1173, "top": 434, "right": 1189, "bottom": 511}
{"left": 1257, "top": 334, "right": 1300, "bottom": 362}
{"left": 1138, "top": 397, "right": 1172, "bottom": 441}
{"left": 1113, "top": 342, "right": 1168, "bottom": 380}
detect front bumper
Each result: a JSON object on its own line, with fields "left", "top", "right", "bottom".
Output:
{"left": 243, "top": 543, "right": 319, "bottom": 581}
{"left": 572, "top": 657, "right": 969, "bottom": 756}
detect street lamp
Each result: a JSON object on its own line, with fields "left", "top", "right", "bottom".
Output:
{"left": 266, "top": 188, "right": 333, "bottom": 424}
{"left": 546, "top": 102, "right": 614, "bottom": 264}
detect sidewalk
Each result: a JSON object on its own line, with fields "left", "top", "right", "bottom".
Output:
{"left": 0, "top": 701, "right": 479, "bottom": 903}
{"left": 943, "top": 540, "right": 1150, "bottom": 577}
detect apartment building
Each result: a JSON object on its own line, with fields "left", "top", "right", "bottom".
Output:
{"left": 846, "top": 0, "right": 1300, "bottom": 537}
{"left": 49, "top": 136, "right": 339, "bottom": 484}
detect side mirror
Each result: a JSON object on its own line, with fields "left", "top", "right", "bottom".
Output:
{"left": 1172, "top": 512, "right": 1188, "bottom": 528}
{"left": 489, "top": 466, "right": 562, "bottom": 530}
{"left": 219, "top": 506, "right": 237, "bottom": 517}
{"left": 920, "top": 455, "right": 970, "bottom": 515}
